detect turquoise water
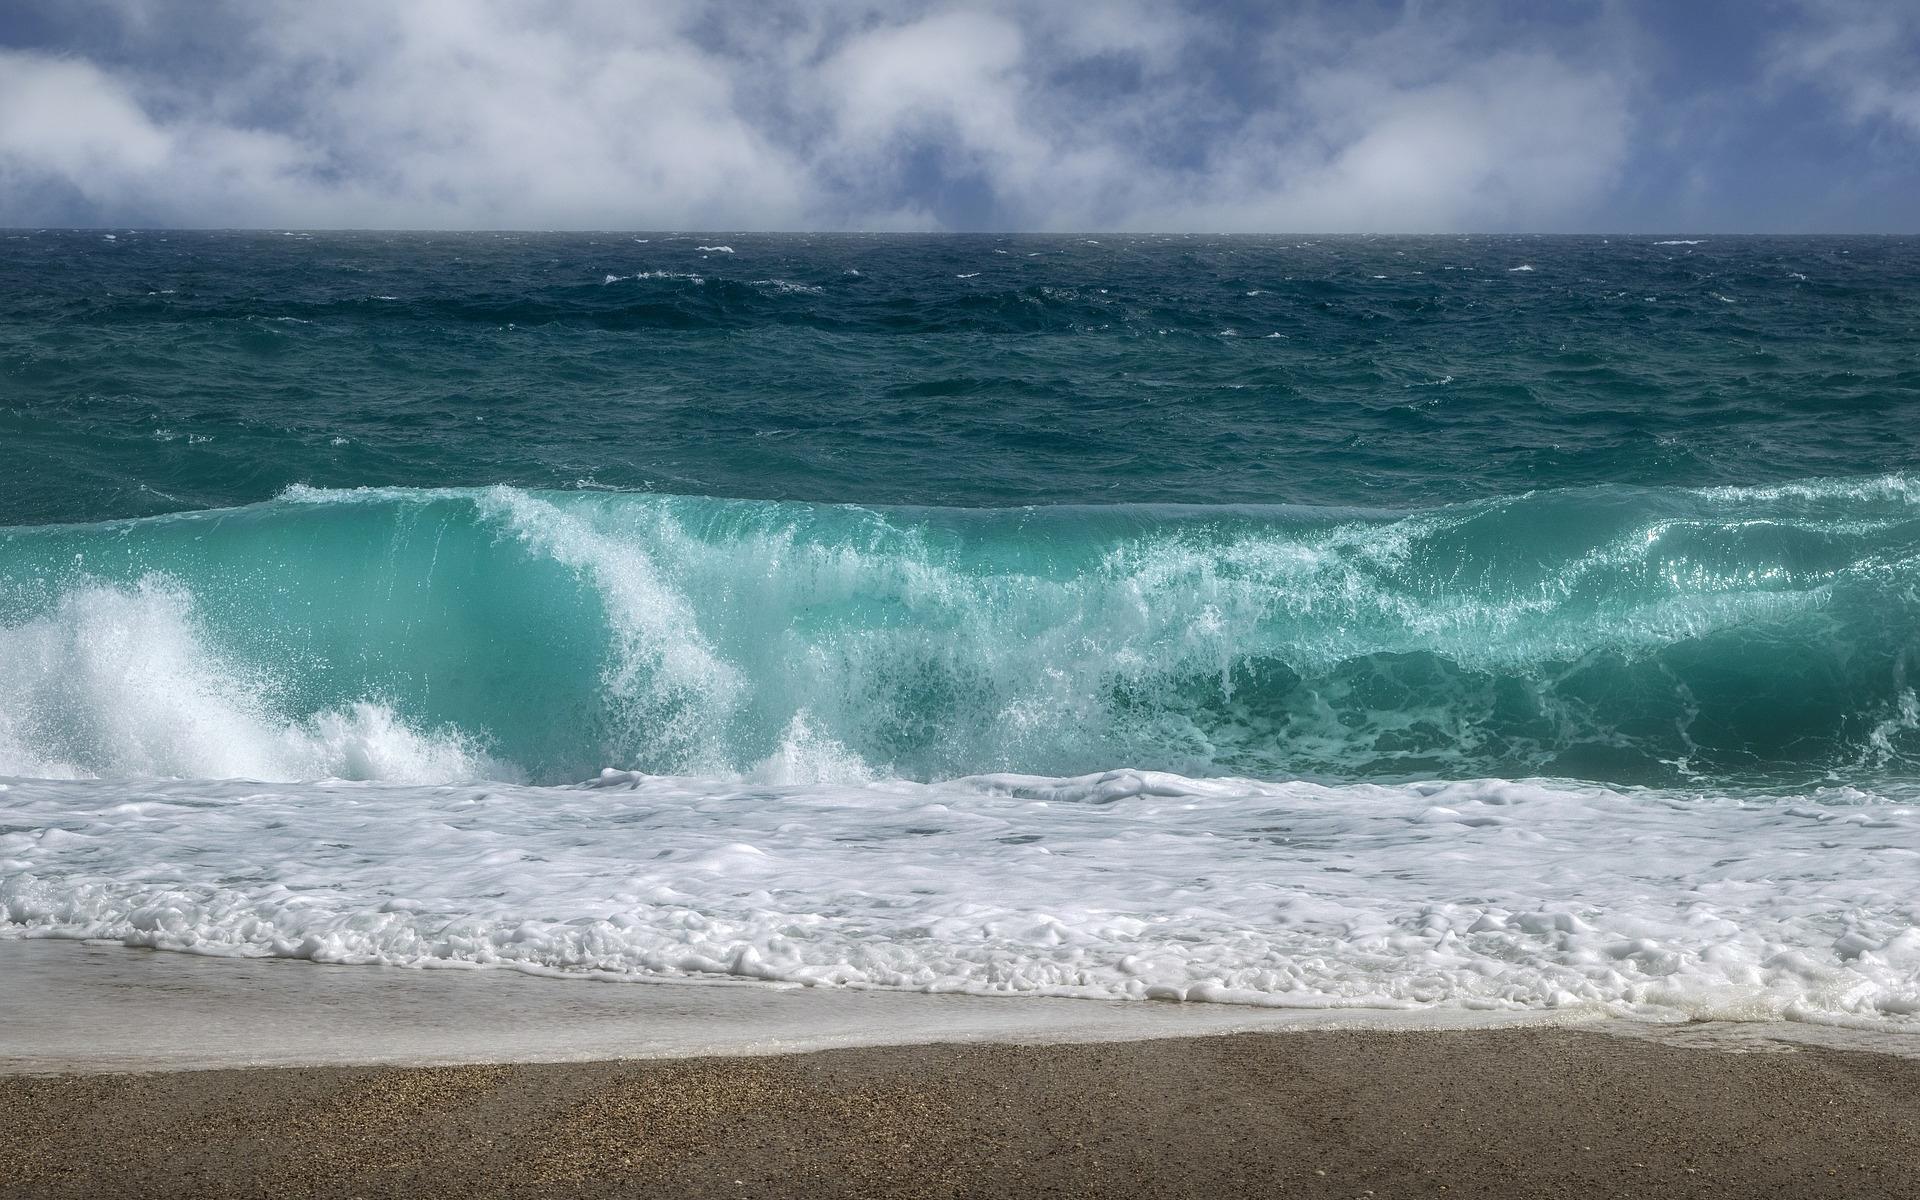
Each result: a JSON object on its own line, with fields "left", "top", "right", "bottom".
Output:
{"left": 7, "top": 232, "right": 1920, "bottom": 1023}
{"left": 2, "top": 232, "right": 1918, "bottom": 789}
{"left": 3, "top": 481, "right": 1917, "bottom": 787}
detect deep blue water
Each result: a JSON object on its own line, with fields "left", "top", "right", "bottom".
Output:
{"left": 2, "top": 232, "right": 1918, "bottom": 787}
{"left": 5, "top": 232, "right": 1917, "bottom": 521}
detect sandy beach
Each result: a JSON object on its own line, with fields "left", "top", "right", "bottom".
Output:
{"left": 7, "top": 1025, "right": 1920, "bottom": 1199}
{"left": 4, "top": 944, "right": 1920, "bottom": 1199}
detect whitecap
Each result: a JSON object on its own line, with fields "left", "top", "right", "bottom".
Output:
{"left": 607, "top": 271, "right": 704, "bottom": 285}
{"left": 752, "top": 279, "right": 825, "bottom": 296}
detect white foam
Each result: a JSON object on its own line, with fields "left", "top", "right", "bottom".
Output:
{"left": 477, "top": 488, "right": 743, "bottom": 773}
{"left": 751, "top": 279, "right": 824, "bottom": 296}
{"left": 4, "top": 769, "right": 1917, "bottom": 1029}
{"left": 1687, "top": 472, "right": 1920, "bottom": 506}
{"left": 747, "top": 711, "right": 875, "bottom": 785}
{"left": 696, "top": 245, "right": 735, "bottom": 254}
{"left": 0, "top": 579, "right": 503, "bottom": 783}
{"left": 604, "top": 271, "right": 705, "bottom": 285}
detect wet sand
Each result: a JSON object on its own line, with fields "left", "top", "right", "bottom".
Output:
{"left": 0, "top": 940, "right": 1536, "bottom": 1073}
{"left": 6, "top": 1025, "right": 1920, "bottom": 1199}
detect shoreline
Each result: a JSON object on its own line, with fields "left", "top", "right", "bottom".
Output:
{"left": 7, "top": 942, "right": 1920, "bottom": 1197}
{"left": 0, "top": 939, "right": 1556, "bottom": 1076}
{"left": 5, "top": 939, "right": 1918, "bottom": 1076}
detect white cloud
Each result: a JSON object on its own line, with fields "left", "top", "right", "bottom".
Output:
{"left": 0, "top": 47, "right": 320, "bottom": 223}
{"left": 1155, "top": 51, "right": 1632, "bottom": 232}
{"left": 0, "top": 0, "right": 1639, "bottom": 231}
{"left": 0, "top": 2, "right": 812, "bottom": 228}
{"left": 0, "top": 52, "right": 170, "bottom": 177}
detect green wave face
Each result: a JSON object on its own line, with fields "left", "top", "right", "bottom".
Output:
{"left": 3, "top": 477, "right": 1918, "bottom": 786}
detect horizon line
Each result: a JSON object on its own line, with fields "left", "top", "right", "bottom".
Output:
{"left": 4, "top": 228, "right": 1915, "bottom": 238}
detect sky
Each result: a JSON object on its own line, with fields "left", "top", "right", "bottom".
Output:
{"left": 0, "top": 0, "right": 1915, "bottom": 232}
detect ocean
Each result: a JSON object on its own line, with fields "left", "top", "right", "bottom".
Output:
{"left": 2, "top": 231, "right": 1917, "bottom": 1025}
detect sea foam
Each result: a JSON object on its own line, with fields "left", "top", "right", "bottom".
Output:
{"left": 2, "top": 769, "right": 1915, "bottom": 1027}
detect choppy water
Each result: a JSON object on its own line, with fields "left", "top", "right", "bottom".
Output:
{"left": 3, "top": 233, "right": 1917, "bottom": 1026}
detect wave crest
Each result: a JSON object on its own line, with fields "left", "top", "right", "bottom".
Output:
{"left": 0, "top": 577, "right": 507, "bottom": 782}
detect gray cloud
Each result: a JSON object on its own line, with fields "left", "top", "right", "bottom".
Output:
{"left": 1773, "top": 0, "right": 1920, "bottom": 139}
{"left": 0, "top": 0, "right": 1891, "bottom": 231}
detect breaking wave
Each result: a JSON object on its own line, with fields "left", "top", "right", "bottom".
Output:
{"left": 2, "top": 475, "right": 1917, "bottom": 786}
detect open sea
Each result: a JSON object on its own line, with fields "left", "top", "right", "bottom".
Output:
{"left": 2, "top": 231, "right": 1917, "bottom": 1025}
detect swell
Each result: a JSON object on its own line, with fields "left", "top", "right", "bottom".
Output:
{"left": 2, "top": 476, "right": 1918, "bottom": 785}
